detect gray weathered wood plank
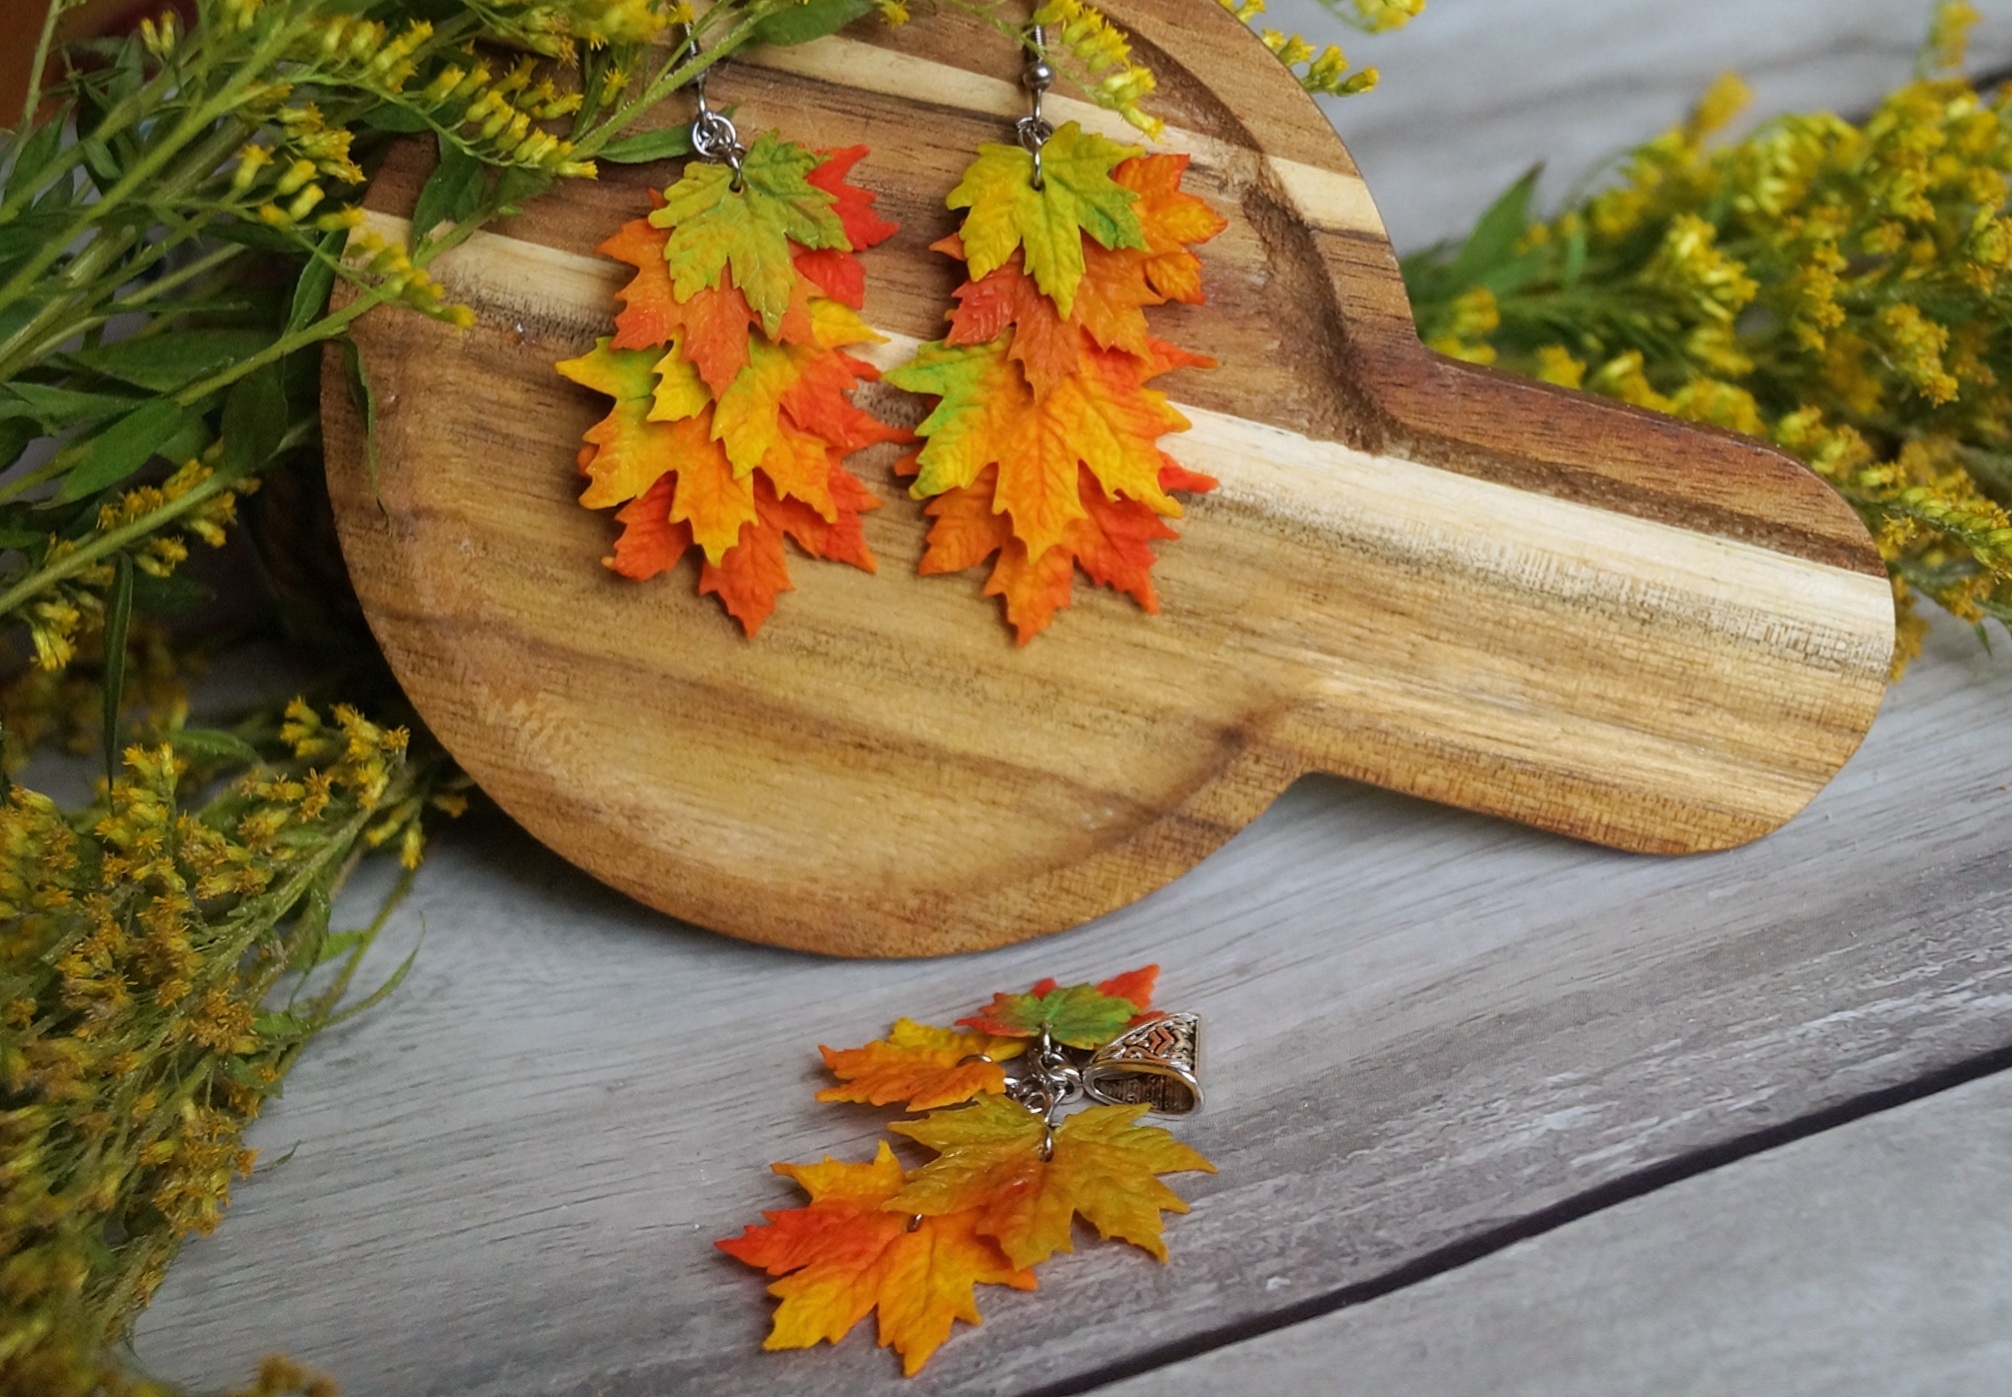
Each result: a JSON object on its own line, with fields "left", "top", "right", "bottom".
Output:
{"left": 127, "top": 4, "right": 2012, "bottom": 1390}
{"left": 1097, "top": 1064, "right": 2012, "bottom": 1397}
{"left": 1276, "top": 0, "right": 2012, "bottom": 250}
{"left": 129, "top": 606, "right": 2012, "bottom": 1396}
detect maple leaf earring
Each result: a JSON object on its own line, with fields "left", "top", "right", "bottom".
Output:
{"left": 885, "top": 25, "right": 1229, "bottom": 644}
{"left": 555, "top": 26, "right": 907, "bottom": 636}
{"left": 718, "top": 966, "right": 1213, "bottom": 1376}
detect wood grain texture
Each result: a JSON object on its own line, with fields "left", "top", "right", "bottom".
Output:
{"left": 129, "top": 611, "right": 2012, "bottom": 1397}
{"left": 324, "top": 0, "right": 1894, "bottom": 957}
{"left": 1098, "top": 1067, "right": 2012, "bottom": 1397}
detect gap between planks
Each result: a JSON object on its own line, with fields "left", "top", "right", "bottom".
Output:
{"left": 1042, "top": 1035, "right": 2012, "bottom": 1396}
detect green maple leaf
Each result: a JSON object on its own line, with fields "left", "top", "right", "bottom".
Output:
{"left": 649, "top": 132, "right": 848, "bottom": 337}
{"left": 947, "top": 121, "right": 1146, "bottom": 318}
{"left": 953, "top": 966, "right": 1157, "bottom": 1048}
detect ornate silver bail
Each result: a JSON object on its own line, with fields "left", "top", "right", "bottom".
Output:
{"left": 1082, "top": 1012, "right": 1202, "bottom": 1115}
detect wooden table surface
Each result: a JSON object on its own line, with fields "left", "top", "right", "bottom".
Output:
{"left": 133, "top": 3, "right": 2012, "bottom": 1393}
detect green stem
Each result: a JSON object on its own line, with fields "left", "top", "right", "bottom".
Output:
{"left": 18, "top": 0, "right": 65, "bottom": 129}
{"left": 0, "top": 21, "right": 299, "bottom": 319}
{"left": 0, "top": 121, "right": 247, "bottom": 384}
{"left": 110, "top": 241, "right": 249, "bottom": 312}
{"left": 0, "top": 461, "right": 248, "bottom": 618}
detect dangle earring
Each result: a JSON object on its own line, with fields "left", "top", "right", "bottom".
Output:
{"left": 556, "top": 27, "right": 906, "bottom": 636}
{"left": 885, "top": 23, "right": 1229, "bottom": 645}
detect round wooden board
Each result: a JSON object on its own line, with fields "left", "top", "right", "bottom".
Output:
{"left": 324, "top": 0, "right": 1894, "bottom": 956}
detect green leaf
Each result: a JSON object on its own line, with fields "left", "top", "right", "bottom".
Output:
{"left": 8, "top": 119, "right": 65, "bottom": 193}
{"left": 0, "top": 418, "right": 33, "bottom": 475}
{"left": 1560, "top": 219, "right": 1588, "bottom": 292}
{"left": 753, "top": 0, "right": 871, "bottom": 46}
{"left": 597, "top": 126, "right": 695, "bottom": 165}
{"left": 411, "top": 137, "right": 487, "bottom": 242}
{"left": 0, "top": 381, "right": 145, "bottom": 431}
{"left": 339, "top": 335, "right": 382, "bottom": 505}
{"left": 362, "top": 102, "right": 431, "bottom": 133}
{"left": 56, "top": 398, "right": 193, "bottom": 502}
{"left": 130, "top": 568, "right": 212, "bottom": 617}
{"left": 494, "top": 165, "right": 552, "bottom": 217}
{"left": 288, "top": 229, "right": 344, "bottom": 335}
{"left": 66, "top": 327, "right": 270, "bottom": 392}
{"left": 101, "top": 552, "right": 133, "bottom": 785}
{"left": 166, "top": 726, "right": 264, "bottom": 765}
{"left": 254, "top": 1009, "right": 317, "bottom": 1042}
{"left": 649, "top": 132, "right": 845, "bottom": 336}
{"left": 309, "top": 928, "right": 369, "bottom": 969}
{"left": 221, "top": 363, "right": 287, "bottom": 476}
{"left": 1438, "top": 165, "right": 1540, "bottom": 292}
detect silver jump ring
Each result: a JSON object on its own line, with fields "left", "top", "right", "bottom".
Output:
{"left": 683, "top": 23, "right": 746, "bottom": 191}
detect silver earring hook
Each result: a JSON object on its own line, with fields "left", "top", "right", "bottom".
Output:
{"left": 683, "top": 23, "right": 745, "bottom": 192}
{"left": 1016, "top": 22, "right": 1054, "bottom": 191}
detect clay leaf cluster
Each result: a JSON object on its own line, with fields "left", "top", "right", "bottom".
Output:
{"left": 888, "top": 125, "right": 1229, "bottom": 641}
{"left": 717, "top": 965, "right": 1214, "bottom": 1375}
{"left": 557, "top": 140, "right": 906, "bottom": 634}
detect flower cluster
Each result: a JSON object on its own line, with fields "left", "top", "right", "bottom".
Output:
{"left": 20, "top": 463, "right": 256, "bottom": 675}
{"left": 1034, "top": 0, "right": 1163, "bottom": 136}
{"left": 0, "top": 705, "right": 448, "bottom": 1396}
{"left": 1216, "top": 0, "right": 1414, "bottom": 97}
{"left": 1405, "top": 1, "right": 2012, "bottom": 671}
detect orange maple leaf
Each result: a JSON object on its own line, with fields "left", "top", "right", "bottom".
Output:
{"left": 792, "top": 145, "right": 900, "bottom": 310}
{"left": 817, "top": 1019, "right": 1028, "bottom": 1112}
{"left": 1113, "top": 152, "right": 1229, "bottom": 305}
{"left": 717, "top": 1142, "right": 1036, "bottom": 1376}
{"left": 697, "top": 469, "right": 881, "bottom": 635}
{"left": 920, "top": 457, "right": 1213, "bottom": 644}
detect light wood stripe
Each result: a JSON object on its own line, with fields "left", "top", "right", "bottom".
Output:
{"left": 739, "top": 34, "right": 1389, "bottom": 237}
{"left": 373, "top": 211, "right": 1883, "bottom": 643}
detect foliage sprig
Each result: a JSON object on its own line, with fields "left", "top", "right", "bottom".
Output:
{"left": 1406, "top": 1, "right": 2012, "bottom": 672}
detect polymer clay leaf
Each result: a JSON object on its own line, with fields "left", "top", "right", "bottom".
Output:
{"left": 555, "top": 340, "right": 672, "bottom": 507}
{"left": 900, "top": 333, "right": 1192, "bottom": 558}
{"left": 1114, "top": 152, "right": 1230, "bottom": 304}
{"left": 886, "top": 1096, "right": 1213, "bottom": 1269}
{"left": 956, "top": 965, "right": 1157, "bottom": 1047}
{"left": 718, "top": 1141, "right": 1035, "bottom": 1376}
{"left": 818, "top": 1018, "right": 1028, "bottom": 1112}
{"left": 947, "top": 121, "right": 1145, "bottom": 317}
{"left": 568, "top": 143, "right": 901, "bottom": 636}
{"left": 651, "top": 132, "right": 849, "bottom": 336}
{"left": 793, "top": 145, "right": 900, "bottom": 309}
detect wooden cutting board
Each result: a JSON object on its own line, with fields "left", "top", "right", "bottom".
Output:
{"left": 323, "top": 0, "right": 1894, "bottom": 957}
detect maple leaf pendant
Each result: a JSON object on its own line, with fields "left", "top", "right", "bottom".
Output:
{"left": 718, "top": 966, "right": 1215, "bottom": 1376}
{"left": 557, "top": 138, "right": 907, "bottom": 636}
{"left": 887, "top": 120, "right": 1230, "bottom": 643}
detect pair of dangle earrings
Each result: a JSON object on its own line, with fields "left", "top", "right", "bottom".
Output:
{"left": 557, "top": 22, "right": 1229, "bottom": 643}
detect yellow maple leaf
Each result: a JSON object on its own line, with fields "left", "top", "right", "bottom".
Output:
{"left": 556, "top": 339, "right": 669, "bottom": 509}
{"left": 947, "top": 121, "right": 1146, "bottom": 318}
{"left": 648, "top": 337, "right": 709, "bottom": 423}
{"left": 886, "top": 1095, "right": 1214, "bottom": 1270}
{"left": 817, "top": 1019, "right": 1027, "bottom": 1112}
